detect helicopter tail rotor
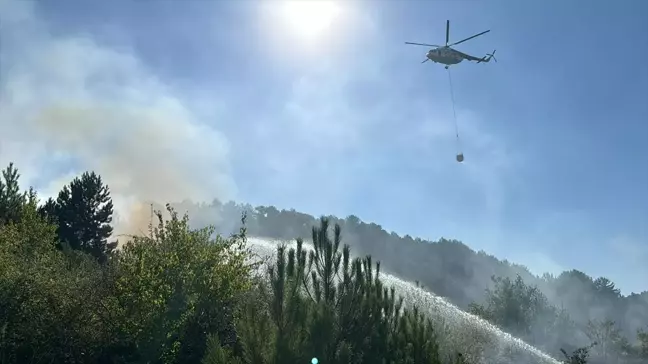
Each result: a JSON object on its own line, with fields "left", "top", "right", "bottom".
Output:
{"left": 476, "top": 50, "right": 497, "bottom": 64}
{"left": 486, "top": 50, "right": 497, "bottom": 62}
{"left": 446, "top": 20, "right": 450, "bottom": 46}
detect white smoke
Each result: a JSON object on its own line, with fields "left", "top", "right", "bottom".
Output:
{"left": 0, "top": 0, "right": 236, "bottom": 236}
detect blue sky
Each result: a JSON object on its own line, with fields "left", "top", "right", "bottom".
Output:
{"left": 1, "top": 0, "right": 647, "bottom": 294}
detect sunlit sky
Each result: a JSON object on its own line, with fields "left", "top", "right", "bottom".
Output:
{"left": 1, "top": 0, "right": 647, "bottom": 294}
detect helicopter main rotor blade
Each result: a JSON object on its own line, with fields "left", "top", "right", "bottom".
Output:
{"left": 448, "top": 29, "right": 490, "bottom": 47}
{"left": 405, "top": 42, "right": 442, "bottom": 47}
{"left": 446, "top": 20, "right": 450, "bottom": 46}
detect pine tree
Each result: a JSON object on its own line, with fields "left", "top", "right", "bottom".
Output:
{"left": 0, "top": 163, "right": 29, "bottom": 226}
{"left": 202, "top": 335, "right": 243, "bottom": 364}
{"left": 40, "top": 171, "right": 115, "bottom": 262}
{"left": 222, "top": 218, "right": 448, "bottom": 364}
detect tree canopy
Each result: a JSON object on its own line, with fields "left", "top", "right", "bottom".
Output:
{"left": 39, "top": 171, "right": 116, "bottom": 261}
{"left": 0, "top": 162, "right": 646, "bottom": 364}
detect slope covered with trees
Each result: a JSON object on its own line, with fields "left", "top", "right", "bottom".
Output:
{"left": 1, "top": 162, "right": 646, "bottom": 363}
{"left": 170, "top": 199, "right": 648, "bottom": 363}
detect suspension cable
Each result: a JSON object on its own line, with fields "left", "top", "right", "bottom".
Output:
{"left": 446, "top": 68, "right": 462, "bottom": 156}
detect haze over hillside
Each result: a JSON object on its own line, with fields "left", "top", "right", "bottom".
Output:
{"left": 164, "top": 201, "right": 647, "bottom": 317}
{"left": 2, "top": 0, "right": 646, "bottom": 296}
{"left": 1, "top": 0, "right": 647, "bottom": 363}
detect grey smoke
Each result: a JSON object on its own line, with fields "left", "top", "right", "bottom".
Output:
{"left": 0, "top": 0, "right": 236, "bottom": 236}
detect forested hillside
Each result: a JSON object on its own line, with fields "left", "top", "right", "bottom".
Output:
{"left": 174, "top": 200, "right": 648, "bottom": 334}
{"left": 170, "top": 198, "right": 648, "bottom": 362}
{"left": 1, "top": 162, "right": 647, "bottom": 363}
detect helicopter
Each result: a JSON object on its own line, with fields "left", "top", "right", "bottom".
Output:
{"left": 405, "top": 20, "right": 496, "bottom": 69}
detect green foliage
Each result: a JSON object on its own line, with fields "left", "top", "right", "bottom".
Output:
{"left": 201, "top": 334, "right": 243, "bottom": 364}
{"left": 469, "top": 275, "right": 552, "bottom": 337}
{"left": 560, "top": 343, "right": 595, "bottom": 364}
{"left": 107, "top": 204, "right": 254, "bottom": 363}
{"left": 0, "top": 163, "right": 255, "bottom": 364}
{"left": 468, "top": 275, "right": 587, "bottom": 359}
{"left": 182, "top": 199, "right": 648, "bottom": 353}
{"left": 7, "top": 162, "right": 648, "bottom": 364}
{"left": 38, "top": 171, "right": 115, "bottom": 262}
{"left": 468, "top": 271, "right": 648, "bottom": 363}
{"left": 593, "top": 277, "right": 621, "bottom": 299}
{"left": 207, "top": 218, "right": 454, "bottom": 364}
{"left": 0, "top": 198, "right": 110, "bottom": 363}
{"left": 0, "top": 163, "right": 35, "bottom": 227}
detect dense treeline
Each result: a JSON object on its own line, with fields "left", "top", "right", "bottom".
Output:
{"left": 0, "top": 163, "right": 253, "bottom": 363}
{"left": 0, "top": 162, "right": 645, "bottom": 363}
{"left": 468, "top": 276, "right": 648, "bottom": 363}
{"left": 170, "top": 199, "right": 648, "bottom": 363}
{"left": 197, "top": 202, "right": 647, "bottom": 324}
{"left": 0, "top": 163, "right": 492, "bottom": 364}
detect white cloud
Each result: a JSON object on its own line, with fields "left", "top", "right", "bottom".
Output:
{"left": 0, "top": 0, "right": 236, "bottom": 234}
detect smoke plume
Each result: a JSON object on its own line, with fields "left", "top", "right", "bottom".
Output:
{"left": 0, "top": 0, "right": 236, "bottom": 237}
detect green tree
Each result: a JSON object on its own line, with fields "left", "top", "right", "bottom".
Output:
{"left": 109, "top": 205, "right": 254, "bottom": 364}
{"left": 593, "top": 277, "right": 621, "bottom": 299}
{"left": 216, "top": 218, "right": 450, "bottom": 364}
{"left": 39, "top": 171, "right": 115, "bottom": 262}
{"left": 202, "top": 334, "right": 243, "bottom": 364}
{"left": 188, "top": 198, "right": 648, "bottom": 348}
{"left": 1, "top": 167, "right": 607, "bottom": 364}
{"left": 469, "top": 275, "right": 550, "bottom": 337}
{"left": 585, "top": 319, "right": 624, "bottom": 362}
{"left": 0, "top": 163, "right": 34, "bottom": 226}
{"left": 0, "top": 195, "right": 111, "bottom": 364}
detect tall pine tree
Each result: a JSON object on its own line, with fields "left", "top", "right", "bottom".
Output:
{"left": 40, "top": 171, "right": 115, "bottom": 262}
{"left": 0, "top": 163, "right": 29, "bottom": 226}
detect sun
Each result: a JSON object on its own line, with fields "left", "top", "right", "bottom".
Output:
{"left": 280, "top": 1, "right": 341, "bottom": 40}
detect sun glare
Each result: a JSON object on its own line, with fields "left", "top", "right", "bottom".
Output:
{"left": 281, "top": 1, "right": 341, "bottom": 40}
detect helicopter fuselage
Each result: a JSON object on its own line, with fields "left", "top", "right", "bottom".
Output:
{"left": 426, "top": 46, "right": 463, "bottom": 65}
